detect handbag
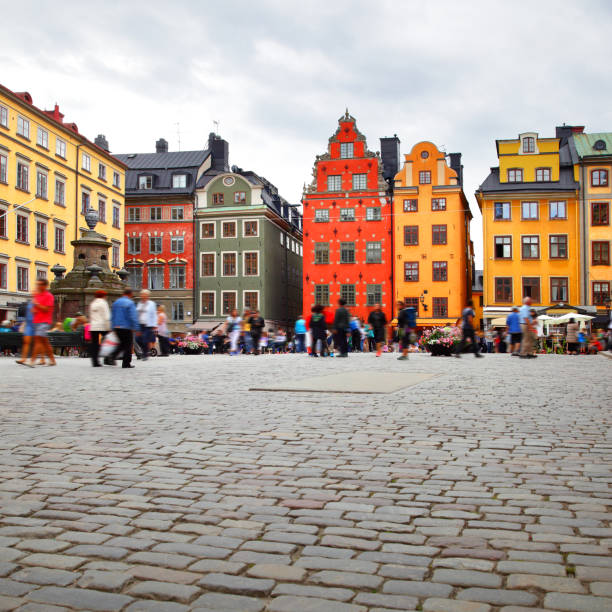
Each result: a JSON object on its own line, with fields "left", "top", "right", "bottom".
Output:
{"left": 99, "top": 331, "right": 119, "bottom": 358}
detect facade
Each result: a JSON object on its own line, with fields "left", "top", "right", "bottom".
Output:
{"left": 472, "top": 269, "right": 484, "bottom": 330}
{"left": 476, "top": 128, "right": 582, "bottom": 327}
{"left": 571, "top": 130, "right": 612, "bottom": 312}
{"left": 302, "top": 111, "right": 394, "bottom": 322}
{"left": 194, "top": 137, "right": 302, "bottom": 328}
{"left": 392, "top": 142, "right": 473, "bottom": 325}
{"left": 0, "top": 84, "right": 126, "bottom": 320}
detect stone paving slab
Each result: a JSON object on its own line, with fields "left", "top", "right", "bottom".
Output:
{"left": 0, "top": 352, "right": 611, "bottom": 611}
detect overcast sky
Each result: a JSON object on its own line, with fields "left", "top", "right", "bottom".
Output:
{"left": 3, "top": 0, "right": 611, "bottom": 266}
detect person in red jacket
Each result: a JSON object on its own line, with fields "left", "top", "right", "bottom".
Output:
{"left": 28, "top": 279, "right": 56, "bottom": 367}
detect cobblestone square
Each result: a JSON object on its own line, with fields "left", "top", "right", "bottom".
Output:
{"left": 0, "top": 353, "right": 610, "bottom": 611}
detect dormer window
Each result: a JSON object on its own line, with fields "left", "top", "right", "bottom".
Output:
{"left": 172, "top": 174, "right": 187, "bottom": 188}
{"left": 340, "top": 142, "right": 353, "bottom": 159}
{"left": 522, "top": 137, "right": 535, "bottom": 153}
{"left": 139, "top": 175, "right": 153, "bottom": 189}
{"left": 507, "top": 168, "right": 523, "bottom": 182}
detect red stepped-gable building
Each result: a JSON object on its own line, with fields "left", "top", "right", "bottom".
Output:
{"left": 302, "top": 111, "right": 394, "bottom": 322}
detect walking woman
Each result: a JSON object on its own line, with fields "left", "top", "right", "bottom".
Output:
{"left": 16, "top": 300, "right": 36, "bottom": 366}
{"left": 88, "top": 289, "right": 111, "bottom": 367}
{"left": 225, "top": 309, "right": 243, "bottom": 356}
{"left": 157, "top": 304, "right": 170, "bottom": 356}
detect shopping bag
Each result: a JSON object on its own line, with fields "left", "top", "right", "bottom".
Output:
{"left": 99, "top": 331, "right": 119, "bottom": 358}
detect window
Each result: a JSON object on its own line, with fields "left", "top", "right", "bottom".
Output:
{"left": 17, "top": 116, "right": 29, "bottom": 138}
{"left": 81, "top": 191, "right": 90, "bottom": 215}
{"left": 0, "top": 209, "right": 6, "bottom": 237}
{"left": 201, "top": 253, "right": 215, "bottom": 276}
{"left": 340, "top": 142, "right": 353, "bottom": 159}
{"left": 201, "top": 222, "right": 215, "bottom": 238}
{"left": 494, "top": 202, "right": 511, "bottom": 220}
{"left": 432, "top": 261, "right": 448, "bottom": 281}
{"left": 340, "top": 284, "right": 355, "bottom": 306}
{"left": 495, "top": 277, "right": 513, "bottom": 303}
{"left": 432, "top": 198, "right": 446, "bottom": 211}
{"left": 404, "top": 262, "right": 419, "bottom": 282}
{"left": 522, "top": 277, "right": 540, "bottom": 302}
{"left": 37, "top": 127, "right": 49, "bottom": 149}
{"left": 592, "top": 241, "right": 610, "bottom": 265}
{"left": 201, "top": 292, "right": 215, "bottom": 315}
{"left": 112, "top": 206, "right": 120, "bottom": 228}
{"left": 419, "top": 171, "right": 431, "bottom": 184}
{"left": 234, "top": 191, "right": 246, "bottom": 203}
{"left": 16, "top": 215, "right": 28, "bottom": 243}
{"left": 35, "top": 221, "right": 46, "bottom": 248}
{"left": 549, "top": 201, "right": 567, "bottom": 219}
{"left": 494, "top": 236, "right": 512, "bottom": 259}
{"left": 222, "top": 291, "right": 236, "bottom": 315}
{"left": 149, "top": 237, "right": 162, "bottom": 254}
{"left": 36, "top": 171, "right": 47, "bottom": 198}
{"left": 339, "top": 208, "right": 355, "bottom": 222}
{"left": 340, "top": 242, "right": 355, "bottom": 263}
{"left": 244, "top": 220, "right": 258, "bottom": 237}
{"left": 0, "top": 105, "right": 7, "bottom": 127}
{"left": 172, "top": 174, "right": 187, "bottom": 188}
{"left": 171, "top": 207, "right": 184, "bottom": 221}
{"left": 222, "top": 221, "right": 236, "bottom": 238}
{"left": 591, "top": 169, "right": 609, "bottom": 187}
{"left": 314, "top": 284, "right": 329, "bottom": 305}
{"left": 244, "top": 252, "right": 258, "bottom": 276}
{"left": 170, "top": 236, "right": 184, "bottom": 253}
{"left": 139, "top": 175, "right": 152, "bottom": 189}
{"left": 127, "top": 267, "right": 142, "bottom": 290}
{"left": 0, "top": 263, "right": 6, "bottom": 289}
{"left": 150, "top": 207, "right": 162, "bottom": 221}
{"left": 327, "top": 175, "right": 342, "bottom": 191}
{"left": 433, "top": 297, "right": 448, "bottom": 317}
{"left": 404, "top": 226, "right": 418, "bottom": 246}
{"left": 128, "top": 208, "right": 141, "bottom": 222}
{"left": 148, "top": 266, "right": 164, "bottom": 290}
{"left": 56, "top": 138, "right": 66, "bottom": 158}
{"left": 521, "top": 201, "right": 538, "bottom": 220}
{"left": 536, "top": 167, "right": 551, "bottom": 182}
{"left": 244, "top": 291, "right": 259, "bottom": 311}
{"left": 405, "top": 297, "right": 419, "bottom": 315}
{"left": 16, "top": 161, "right": 29, "bottom": 191}
{"left": 550, "top": 277, "right": 568, "bottom": 303}
{"left": 366, "top": 207, "right": 381, "bottom": 221}
{"left": 213, "top": 193, "right": 224, "bottom": 205}
{"left": 366, "top": 241, "right": 382, "bottom": 263}
{"left": 592, "top": 202, "right": 610, "bottom": 226}
{"left": 17, "top": 266, "right": 28, "bottom": 292}
{"left": 403, "top": 199, "right": 418, "bottom": 212}
{"left": 36, "top": 269, "right": 47, "bottom": 281}
{"left": 522, "top": 137, "right": 535, "bottom": 153}
{"left": 98, "top": 163, "right": 106, "bottom": 180}
{"left": 127, "top": 237, "right": 140, "bottom": 254}
{"left": 112, "top": 244, "right": 120, "bottom": 268}
{"left": 432, "top": 224, "right": 447, "bottom": 245}
{"left": 366, "top": 284, "right": 382, "bottom": 306}
{"left": 280, "top": 233, "right": 284, "bottom": 247}
{"left": 98, "top": 199, "right": 106, "bottom": 223}
{"left": 521, "top": 235, "right": 540, "bottom": 259}
{"left": 314, "top": 242, "right": 329, "bottom": 264}
{"left": 113, "top": 171, "right": 120, "bottom": 188}
{"left": 222, "top": 253, "right": 237, "bottom": 276}
{"left": 0, "top": 152, "right": 7, "bottom": 183}
{"left": 550, "top": 234, "right": 568, "bottom": 259}
{"left": 315, "top": 209, "right": 329, "bottom": 222}
{"left": 352, "top": 173, "right": 367, "bottom": 190}
{"left": 54, "top": 226, "right": 65, "bottom": 253}
{"left": 54, "top": 179, "right": 65, "bottom": 206}
{"left": 171, "top": 302, "right": 184, "bottom": 321}
{"left": 169, "top": 266, "right": 185, "bottom": 289}
{"left": 593, "top": 281, "right": 611, "bottom": 306}
{"left": 82, "top": 153, "right": 91, "bottom": 172}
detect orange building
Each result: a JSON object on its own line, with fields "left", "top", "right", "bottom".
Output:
{"left": 392, "top": 142, "right": 473, "bottom": 325}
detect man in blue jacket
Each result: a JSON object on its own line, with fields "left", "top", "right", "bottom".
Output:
{"left": 109, "top": 288, "right": 139, "bottom": 368}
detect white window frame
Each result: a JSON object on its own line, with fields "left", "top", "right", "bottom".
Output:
{"left": 54, "top": 225, "right": 65, "bottom": 253}
{"left": 82, "top": 152, "right": 91, "bottom": 172}
{"left": 0, "top": 151, "right": 7, "bottom": 184}
{"left": 315, "top": 209, "right": 329, "bottom": 222}
{"left": 200, "top": 291, "right": 216, "bottom": 316}
{"left": 16, "top": 160, "right": 29, "bottom": 191}
{"left": 128, "top": 206, "right": 141, "bottom": 222}
{"left": 98, "top": 198, "right": 106, "bottom": 223}
{"left": 339, "top": 207, "right": 355, "bottom": 222}
{"left": 16, "top": 214, "right": 29, "bottom": 243}
{"left": 56, "top": 137, "right": 66, "bottom": 158}
{"left": 521, "top": 201, "right": 539, "bottom": 220}
{"left": 327, "top": 175, "right": 342, "bottom": 191}
{"left": 35, "top": 218, "right": 47, "bottom": 249}
{"left": 169, "top": 265, "right": 186, "bottom": 289}
{"left": 221, "top": 220, "right": 237, "bottom": 238}
{"left": 37, "top": 127, "right": 49, "bottom": 149}
{"left": 340, "top": 142, "right": 353, "bottom": 159}
{"left": 139, "top": 175, "right": 152, "bottom": 189}
{"left": 98, "top": 163, "right": 106, "bottom": 180}
{"left": 112, "top": 244, "right": 120, "bottom": 268}
{"left": 0, "top": 105, "right": 7, "bottom": 128}
{"left": 113, "top": 171, "right": 120, "bottom": 188}
{"left": 549, "top": 201, "right": 567, "bottom": 220}
{"left": 127, "top": 236, "right": 141, "bottom": 254}
{"left": 352, "top": 173, "right": 367, "bottom": 190}
{"left": 0, "top": 260, "right": 8, "bottom": 290}
{"left": 171, "top": 301, "right": 184, "bottom": 321}
{"left": 171, "top": 206, "right": 184, "bottom": 221}
{"left": 243, "top": 290, "right": 260, "bottom": 312}
{"left": 17, "top": 265, "right": 29, "bottom": 292}
{"left": 200, "top": 252, "right": 216, "bottom": 277}
{"left": 243, "top": 250, "right": 259, "bottom": 277}
{"left": 172, "top": 174, "right": 187, "bottom": 188}
{"left": 221, "top": 290, "right": 238, "bottom": 315}
{"left": 170, "top": 236, "right": 184, "bottom": 253}
{"left": 17, "top": 116, "right": 29, "bottom": 138}
{"left": 150, "top": 206, "right": 162, "bottom": 221}
{"left": 201, "top": 221, "right": 216, "bottom": 239}
{"left": 112, "top": 205, "right": 121, "bottom": 229}
{"left": 366, "top": 207, "right": 381, "bottom": 221}
{"left": 149, "top": 236, "right": 163, "bottom": 254}
{"left": 221, "top": 251, "right": 238, "bottom": 277}
{"left": 54, "top": 178, "right": 65, "bottom": 206}
{"left": 148, "top": 265, "right": 164, "bottom": 290}
{"left": 36, "top": 170, "right": 48, "bottom": 199}
{"left": 242, "top": 218, "right": 259, "bottom": 238}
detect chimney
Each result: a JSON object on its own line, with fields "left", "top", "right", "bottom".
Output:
{"left": 156, "top": 138, "right": 168, "bottom": 154}
{"left": 94, "top": 134, "right": 109, "bottom": 151}
{"left": 208, "top": 132, "right": 229, "bottom": 171}
{"left": 449, "top": 152, "right": 464, "bottom": 186}
{"left": 380, "top": 135, "right": 401, "bottom": 183}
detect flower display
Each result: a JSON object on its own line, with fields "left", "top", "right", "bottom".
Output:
{"left": 177, "top": 335, "right": 207, "bottom": 350}
{"left": 419, "top": 326, "right": 462, "bottom": 354}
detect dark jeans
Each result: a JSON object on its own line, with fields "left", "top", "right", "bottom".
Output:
{"left": 250, "top": 332, "right": 262, "bottom": 354}
{"left": 138, "top": 325, "right": 154, "bottom": 357}
{"left": 90, "top": 330, "right": 106, "bottom": 366}
{"left": 111, "top": 328, "right": 134, "bottom": 367}
{"left": 456, "top": 327, "right": 479, "bottom": 355}
{"left": 351, "top": 329, "right": 361, "bottom": 352}
{"left": 158, "top": 335, "right": 170, "bottom": 356}
{"left": 311, "top": 330, "right": 327, "bottom": 356}
{"left": 295, "top": 333, "right": 306, "bottom": 353}
{"left": 335, "top": 329, "right": 349, "bottom": 355}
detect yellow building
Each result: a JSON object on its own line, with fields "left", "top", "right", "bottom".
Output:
{"left": 392, "top": 142, "right": 473, "bottom": 325}
{"left": 0, "top": 84, "right": 126, "bottom": 320}
{"left": 476, "top": 129, "right": 581, "bottom": 327}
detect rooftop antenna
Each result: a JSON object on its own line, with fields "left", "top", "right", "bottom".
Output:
{"left": 213, "top": 120, "right": 220, "bottom": 135}
{"left": 175, "top": 122, "right": 181, "bottom": 151}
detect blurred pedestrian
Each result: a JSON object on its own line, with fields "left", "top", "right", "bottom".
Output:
{"left": 455, "top": 300, "right": 482, "bottom": 358}
{"left": 28, "top": 279, "right": 56, "bottom": 367}
{"left": 248, "top": 310, "right": 265, "bottom": 355}
{"left": 89, "top": 290, "right": 111, "bottom": 367}
{"left": 157, "top": 304, "right": 170, "bottom": 356}
{"left": 294, "top": 315, "right": 307, "bottom": 353}
{"left": 506, "top": 306, "right": 522, "bottom": 356}
{"left": 333, "top": 299, "right": 350, "bottom": 358}
{"left": 308, "top": 305, "right": 327, "bottom": 357}
{"left": 109, "top": 288, "right": 139, "bottom": 368}
{"left": 367, "top": 303, "right": 387, "bottom": 357}
{"left": 225, "top": 309, "right": 242, "bottom": 355}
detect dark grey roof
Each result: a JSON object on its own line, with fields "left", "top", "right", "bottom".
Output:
{"left": 478, "top": 166, "right": 578, "bottom": 194}
{"left": 115, "top": 149, "right": 209, "bottom": 170}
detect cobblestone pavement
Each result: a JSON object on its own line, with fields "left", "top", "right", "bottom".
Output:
{"left": 0, "top": 353, "right": 611, "bottom": 612}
